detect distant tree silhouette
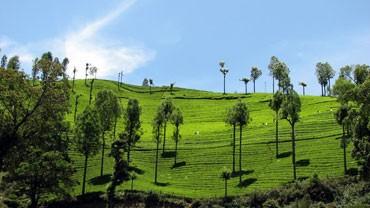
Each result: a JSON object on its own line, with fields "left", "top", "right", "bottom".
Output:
{"left": 149, "top": 79, "right": 154, "bottom": 94}
{"left": 269, "top": 91, "right": 284, "bottom": 158}
{"left": 74, "top": 106, "right": 102, "bottom": 194}
{"left": 221, "top": 168, "right": 231, "bottom": 198}
{"left": 281, "top": 89, "right": 301, "bottom": 180}
{"left": 31, "top": 58, "right": 39, "bottom": 86}
{"left": 7, "top": 56, "right": 20, "bottom": 70}
{"left": 251, "top": 67, "right": 262, "bottom": 93}
{"left": 299, "top": 82, "right": 307, "bottom": 95}
{"left": 240, "top": 78, "right": 250, "bottom": 94}
{"left": 0, "top": 55, "right": 7, "bottom": 68}
{"left": 268, "top": 56, "right": 279, "bottom": 93}
{"left": 171, "top": 107, "right": 183, "bottom": 165}
{"left": 219, "top": 61, "right": 229, "bottom": 95}
{"left": 142, "top": 78, "right": 149, "bottom": 86}
{"left": 72, "top": 67, "right": 77, "bottom": 92}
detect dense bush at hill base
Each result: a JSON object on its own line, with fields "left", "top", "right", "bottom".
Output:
{"left": 3, "top": 175, "right": 368, "bottom": 208}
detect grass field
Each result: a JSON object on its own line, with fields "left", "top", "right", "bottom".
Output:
{"left": 67, "top": 79, "right": 355, "bottom": 198}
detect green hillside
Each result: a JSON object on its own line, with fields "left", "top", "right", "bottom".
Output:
{"left": 67, "top": 79, "right": 354, "bottom": 198}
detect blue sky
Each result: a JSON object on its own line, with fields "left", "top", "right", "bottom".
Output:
{"left": 1, "top": 0, "right": 370, "bottom": 95}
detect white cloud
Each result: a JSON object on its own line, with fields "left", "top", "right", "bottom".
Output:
{"left": 1, "top": 0, "right": 155, "bottom": 78}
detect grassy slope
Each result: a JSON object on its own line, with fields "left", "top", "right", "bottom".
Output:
{"left": 67, "top": 79, "right": 355, "bottom": 198}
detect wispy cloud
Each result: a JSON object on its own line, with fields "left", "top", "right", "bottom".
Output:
{"left": 1, "top": 0, "right": 155, "bottom": 78}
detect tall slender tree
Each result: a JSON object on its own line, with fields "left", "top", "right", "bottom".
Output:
{"left": 240, "top": 78, "right": 250, "bottom": 94}
{"left": 159, "top": 98, "right": 175, "bottom": 154}
{"left": 149, "top": 79, "right": 154, "bottom": 94}
{"left": 335, "top": 104, "right": 350, "bottom": 174}
{"left": 219, "top": 61, "right": 229, "bottom": 95}
{"left": 107, "top": 133, "right": 130, "bottom": 208}
{"left": 171, "top": 107, "right": 183, "bottom": 165}
{"left": 280, "top": 89, "right": 301, "bottom": 180}
{"left": 153, "top": 109, "right": 164, "bottom": 184}
{"left": 233, "top": 100, "right": 250, "bottom": 183}
{"left": 268, "top": 56, "right": 279, "bottom": 94}
{"left": 251, "top": 67, "right": 262, "bottom": 93}
{"left": 74, "top": 106, "right": 102, "bottom": 194}
{"left": 31, "top": 58, "right": 39, "bottom": 86}
{"left": 123, "top": 99, "right": 142, "bottom": 165}
{"left": 269, "top": 91, "right": 284, "bottom": 158}
{"left": 226, "top": 106, "right": 237, "bottom": 173}
{"left": 95, "top": 90, "right": 121, "bottom": 176}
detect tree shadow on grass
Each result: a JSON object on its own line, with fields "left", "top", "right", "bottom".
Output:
{"left": 154, "top": 182, "right": 170, "bottom": 187}
{"left": 89, "top": 174, "right": 111, "bottom": 185}
{"left": 277, "top": 151, "right": 292, "bottom": 158}
{"left": 161, "top": 151, "right": 176, "bottom": 158}
{"left": 298, "top": 176, "right": 309, "bottom": 181}
{"left": 346, "top": 168, "right": 358, "bottom": 176}
{"left": 171, "top": 161, "right": 186, "bottom": 169}
{"left": 237, "top": 178, "right": 257, "bottom": 188}
{"left": 296, "top": 159, "right": 310, "bottom": 167}
{"left": 231, "top": 170, "right": 254, "bottom": 178}
{"left": 128, "top": 166, "right": 145, "bottom": 175}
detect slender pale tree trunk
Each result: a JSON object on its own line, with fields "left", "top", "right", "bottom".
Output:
{"left": 275, "top": 111, "right": 279, "bottom": 158}
{"left": 155, "top": 138, "right": 159, "bottom": 184}
{"left": 253, "top": 80, "right": 256, "bottom": 93}
{"left": 223, "top": 74, "right": 226, "bottom": 94}
{"left": 174, "top": 125, "right": 179, "bottom": 165}
{"left": 232, "top": 124, "right": 236, "bottom": 173}
{"left": 239, "top": 125, "right": 243, "bottom": 183}
{"left": 272, "top": 76, "right": 275, "bottom": 94}
{"left": 245, "top": 83, "right": 248, "bottom": 94}
{"left": 100, "top": 131, "right": 105, "bottom": 176}
{"left": 162, "top": 122, "right": 167, "bottom": 153}
{"left": 89, "top": 79, "right": 94, "bottom": 105}
{"left": 82, "top": 155, "right": 88, "bottom": 194}
{"left": 291, "top": 123, "right": 296, "bottom": 180}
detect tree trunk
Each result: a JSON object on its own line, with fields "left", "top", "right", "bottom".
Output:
{"left": 328, "top": 79, "right": 331, "bottom": 95}
{"left": 162, "top": 122, "right": 167, "bottom": 153}
{"left": 253, "top": 80, "right": 256, "bottom": 93}
{"left": 82, "top": 155, "right": 88, "bottom": 194}
{"left": 113, "top": 117, "right": 117, "bottom": 140}
{"left": 245, "top": 83, "right": 248, "bottom": 94}
{"left": 232, "top": 124, "right": 236, "bottom": 173}
{"left": 291, "top": 124, "right": 296, "bottom": 180}
{"left": 343, "top": 124, "right": 347, "bottom": 174}
{"left": 175, "top": 140, "right": 178, "bottom": 165}
{"left": 155, "top": 138, "right": 159, "bottom": 184}
{"left": 303, "top": 86, "right": 305, "bottom": 96}
{"left": 321, "top": 85, "right": 323, "bottom": 96}
{"left": 127, "top": 143, "right": 131, "bottom": 165}
{"left": 223, "top": 75, "right": 226, "bottom": 95}
{"left": 30, "top": 194, "right": 38, "bottom": 208}
{"left": 239, "top": 125, "right": 243, "bottom": 183}
{"left": 272, "top": 76, "right": 275, "bottom": 94}
{"left": 89, "top": 79, "right": 94, "bottom": 105}
{"left": 72, "top": 74, "right": 75, "bottom": 92}
{"left": 275, "top": 111, "right": 279, "bottom": 158}
{"left": 224, "top": 179, "right": 227, "bottom": 198}
{"left": 100, "top": 131, "right": 105, "bottom": 176}
{"left": 74, "top": 97, "right": 79, "bottom": 122}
